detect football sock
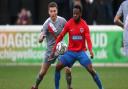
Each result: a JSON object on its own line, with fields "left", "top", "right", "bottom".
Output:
{"left": 55, "top": 70, "right": 61, "bottom": 89}
{"left": 93, "top": 73, "right": 103, "bottom": 89}
{"left": 35, "top": 74, "right": 43, "bottom": 88}
{"left": 66, "top": 72, "right": 72, "bottom": 88}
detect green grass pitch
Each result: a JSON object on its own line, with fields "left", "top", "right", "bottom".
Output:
{"left": 0, "top": 65, "right": 128, "bottom": 89}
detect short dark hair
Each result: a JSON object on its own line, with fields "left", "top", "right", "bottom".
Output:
{"left": 73, "top": 4, "right": 82, "bottom": 13}
{"left": 48, "top": 2, "right": 58, "bottom": 9}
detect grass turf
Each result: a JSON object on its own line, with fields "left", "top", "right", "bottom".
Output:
{"left": 0, "top": 65, "right": 128, "bottom": 89}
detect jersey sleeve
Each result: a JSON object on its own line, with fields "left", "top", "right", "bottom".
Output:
{"left": 57, "top": 23, "right": 68, "bottom": 42}
{"left": 41, "top": 18, "right": 49, "bottom": 36}
{"left": 84, "top": 23, "right": 92, "bottom": 52}
{"left": 116, "top": 3, "right": 123, "bottom": 17}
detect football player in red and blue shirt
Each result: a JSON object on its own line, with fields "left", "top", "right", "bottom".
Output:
{"left": 50, "top": 4, "right": 103, "bottom": 89}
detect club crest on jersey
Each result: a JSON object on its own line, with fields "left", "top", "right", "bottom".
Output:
{"left": 80, "top": 28, "right": 84, "bottom": 33}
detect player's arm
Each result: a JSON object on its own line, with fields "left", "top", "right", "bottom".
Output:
{"left": 48, "top": 24, "right": 68, "bottom": 61}
{"left": 114, "top": 15, "right": 124, "bottom": 28}
{"left": 38, "top": 32, "right": 45, "bottom": 43}
{"left": 114, "top": 3, "right": 124, "bottom": 28}
{"left": 84, "top": 23, "right": 94, "bottom": 58}
{"left": 47, "top": 23, "right": 69, "bottom": 61}
{"left": 39, "top": 19, "right": 48, "bottom": 43}
{"left": 52, "top": 24, "right": 69, "bottom": 53}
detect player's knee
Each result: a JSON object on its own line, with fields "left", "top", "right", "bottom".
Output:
{"left": 56, "top": 62, "right": 64, "bottom": 72}
{"left": 91, "top": 70, "right": 97, "bottom": 76}
{"left": 65, "top": 67, "right": 71, "bottom": 73}
{"left": 86, "top": 65, "right": 96, "bottom": 75}
{"left": 88, "top": 68, "right": 96, "bottom": 76}
{"left": 38, "top": 73, "right": 44, "bottom": 79}
{"left": 40, "top": 70, "right": 47, "bottom": 76}
{"left": 55, "top": 64, "right": 60, "bottom": 71}
{"left": 39, "top": 68, "right": 47, "bottom": 76}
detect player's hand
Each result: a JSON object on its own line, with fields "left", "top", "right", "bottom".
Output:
{"left": 39, "top": 32, "right": 45, "bottom": 43}
{"left": 90, "top": 51, "right": 94, "bottom": 59}
{"left": 48, "top": 52, "right": 55, "bottom": 62}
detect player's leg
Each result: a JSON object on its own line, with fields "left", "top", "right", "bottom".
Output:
{"left": 32, "top": 62, "right": 51, "bottom": 89}
{"left": 55, "top": 61, "right": 65, "bottom": 89}
{"left": 64, "top": 67, "right": 73, "bottom": 89}
{"left": 55, "top": 51, "right": 75, "bottom": 89}
{"left": 31, "top": 54, "right": 53, "bottom": 89}
{"left": 86, "top": 64, "right": 103, "bottom": 89}
{"left": 78, "top": 51, "right": 103, "bottom": 89}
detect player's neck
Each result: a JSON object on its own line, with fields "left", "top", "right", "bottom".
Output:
{"left": 51, "top": 16, "right": 57, "bottom": 22}
{"left": 74, "top": 18, "right": 81, "bottom": 24}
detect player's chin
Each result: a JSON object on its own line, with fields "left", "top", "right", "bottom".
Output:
{"left": 73, "top": 17, "right": 77, "bottom": 20}
{"left": 51, "top": 16, "right": 56, "bottom": 19}
{"left": 73, "top": 18, "right": 79, "bottom": 22}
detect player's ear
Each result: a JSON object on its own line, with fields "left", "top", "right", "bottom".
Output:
{"left": 48, "top": 8, "right": 50, "bottom": 15}
{"left": 56, "top": 9, "right": 58, "bottom": 14}
{"left": 55, "top": 8, "right": 58, "bottom": 14}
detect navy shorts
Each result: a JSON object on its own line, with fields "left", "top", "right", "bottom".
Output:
{"left": 58, "top": 50, "right": 92, "bottom": 67}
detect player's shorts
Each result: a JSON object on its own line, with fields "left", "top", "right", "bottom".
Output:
{"left": 58, "top": 50, "right": 92, "bottom": 67}
{"left": 43, "top": 49, "right": 59, "bottom": 64}
{"left": 123, "top": 29, "right": 128, "bottom": 56}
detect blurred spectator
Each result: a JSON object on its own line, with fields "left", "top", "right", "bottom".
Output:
{"left": 93, "top": 0, "right": 113, "bottom": 25}
{"left": 0, "top": 0, "right": 121, "bottom": 25}
{"left": 56, "top": 0, "right": 114, "bottom": 25}
{"left": 16, "top": 8, "right": 32, "bottom": 25}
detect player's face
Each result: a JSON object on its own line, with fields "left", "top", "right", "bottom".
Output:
{"left": 48, "top": 7, "right": 58, "bottom": 21}
{"left": 73, "top": 8, "right": 81, "bottom": 23}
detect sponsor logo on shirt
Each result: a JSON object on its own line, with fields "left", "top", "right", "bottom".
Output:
{"left": 72, "top": 35, "right": 83, "bottom": 40}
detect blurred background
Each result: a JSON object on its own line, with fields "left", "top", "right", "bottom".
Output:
{"left": 0, "top": 0, "right": 128, "bottom": 89}
{"left": 0, "top": 0, "right": 124, "bottom": 25}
